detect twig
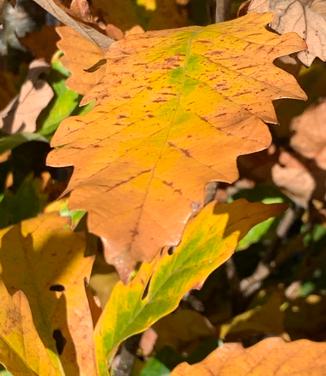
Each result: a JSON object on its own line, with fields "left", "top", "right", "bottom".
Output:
{"left": 215, "top": 0, "right": 231, "bottom": 23}
{"left": 225, "top": 258, "right": 243, "bottom": 313}
{"left": 31, "top": 0, "right": 113, "bottom": 49}
{"left": 113, "top": 335, "right": 141, "bottom": 376}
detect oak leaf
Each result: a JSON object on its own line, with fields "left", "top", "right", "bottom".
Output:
{"left": 291, "top": 100, "right": 326, "bottom": 170}
{"left": 171, "top": 337, "right": 326, "bottom": 375}
{"left": 249, "top": 0, "right": 326, "bottom": 66}
{"left": 0, "top": 213, "right": 96, "bottom": 375}
{"left": 21, "top": 25, "right": 60, "bottom": 62}
{"left": 0, "top": 282, "right": 64, "bottom": 375}
{"left": 0, "top": 69, "right": 17, "bottom": 111}
{"left": 94, "top": 199, "right": 286, "bottom": 374}
{"left": 272, "top": 151, "right": 315, "bottom": 207}
{"left": 48, "top": 13, "right": 306, "bottom": 278}
{"left": 0, "top": 59, "right": 53, "bottom": 134}
{"left": 56, "top": 26, "right": 106, "bottom": 97}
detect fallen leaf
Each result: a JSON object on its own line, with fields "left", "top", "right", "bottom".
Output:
{"left": 0, "top": 213, "right": 96, "bottom": 375}
{"left": 0, "top": 59, "right": 53, "bottom": 134}
{"left": 0, "top": 70, "right": 17, "bottom": 111}
{"left": 171, "top": 337, "right": 326, "bottom": 375}
{"left": 220, "top": 290, "right": 285, "bottom": 340}
{"left": 69, "top": 0, "right": 94, "bottom": 22}
{"left": 153, "top": 309, "right": 215, "bottom": 352}
{"left": 56, "top": 26, "right": 106, "bottom": 97}
{"left": 291, "top": 100, "right": 326, "bottom": 170}
{"left": 48, "top": 14, "right": 305, "bottom": 277}
{"left": 0, "top": 2, "right": 36, "bottom": 55}
{"left": 272, "top": 151, "right": 315, "bottom": 207}
{"left": 0, "top": 281, "right": 64, "bottom": 375}
{"left": 0, "top": 0, "right": 5, "bottom": 16}
{"left": 92, "top": 0, "right": 189, "bottom": 31}
{"left": 21, "top": 25, "right": 60, "bottom": 62}
{"left": 94, "top": 199, "right": 286, "bottom": 374}
{"left": 92, "top": 0, "right": 139, "bottom": 31}
{"left": 32, "top": 0, "right": 112, "bottom": 49}
{"left": 248, "top": 0, "right": 326, "bottom": 66}
{"left": 139, "top": 328, "right": 158, "bottom": 357}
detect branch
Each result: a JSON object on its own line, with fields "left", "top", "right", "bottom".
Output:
{"left": 215, "top": 0, "right": 231, "bottom": 23}
{"left": 31, "top": 0, "right": 113, "bottom": 49}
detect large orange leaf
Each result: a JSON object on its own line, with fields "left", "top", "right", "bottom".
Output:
{"left": 0, "top": 213, "right": 96, "bottom": 375}
{"left": 47, "top": 13, "right": 306, "bottom": 277}
{"left": 171, "top": 337, "right": 326, "bottom": 375}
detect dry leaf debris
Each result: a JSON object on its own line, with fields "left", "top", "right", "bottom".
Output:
{"left": 249, "top": 0, "right": 326, "bottom": 66}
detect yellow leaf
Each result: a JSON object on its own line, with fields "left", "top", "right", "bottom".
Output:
{"left": 137, "top": 0, "right": 156, "bottom": 11}
{"left": 0, "top": 213, "right": 96, "bottom": 375}
{"left": 48, "top": 13, "right": 306, "bottom": 278}
{"left": 0, "top": 282, "right": 64, "bottom": 375}
{"left": 171, "top": 337, "right": 326, "bottom": 375}
{"left": 94, "top": 199, "right": 286, "bottom": 375}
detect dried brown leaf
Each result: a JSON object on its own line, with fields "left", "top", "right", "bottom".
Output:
{"left": 291, "top": 100, "right": 326, "bottom": 170}
{"left": 249, "top": 0, "right": 326, "bottom": 66}
{"left": 21, "top": 25, "right": 60, "bottom": 62}
{"left": 32, "top": 0, "right": 112, "bottom": 49}
{"left": 272, "top": 151, "right": 315, "bottom": 207}
{"left": 0, "top": 59, "right": 53, "bottom": 134}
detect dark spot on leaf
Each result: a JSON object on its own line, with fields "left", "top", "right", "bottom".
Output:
{"left": 53, "top": 329, "right": 66, "bottom": 355}
{"left": 49, "top": 284, "right": 65, "bottom": 292}
{"left": 142, "top": 277, "right": 152, "bottom": 300}
{"left": 84, "top": 59, "right": 106, "bottom": 73}
{"left": 167, "top": 246, "right": 175, "bottom": 256}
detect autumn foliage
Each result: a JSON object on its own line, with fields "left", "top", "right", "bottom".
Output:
{"left": 0, "top": 0, "right": 325, "bottom": 375}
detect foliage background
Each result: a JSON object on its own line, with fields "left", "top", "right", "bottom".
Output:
{"left": 0, "top": 0, "right": 325, "bottom": 374}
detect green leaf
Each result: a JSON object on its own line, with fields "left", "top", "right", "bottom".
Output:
{"left": 94, "top": 199, "right": 286, "bottom": 375}
{"left": 140, "top": 358, "right": 170, "bottom": 376}
{"left": 0, "top": 132, "right": 47, "bottom": 154}
{"left": 0, "top": 365, "right": 12, "bottom": 376}
{"left": 231, "top": 186, "right": 286, "bottom": 251}
{"left": 236, "top": 197, "right": 285, "bottom": 251}
{"left": 0, "top": 175, "right": 47, "bottom": 228}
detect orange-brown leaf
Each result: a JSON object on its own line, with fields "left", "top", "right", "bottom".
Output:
{"left": 21, "top": 25, "right": 60, "bottom": 62}
{"left": 249, "top": 0, "right": 326, "bottom": 66}
{"left": 171, "top": 337, "right": 326, "bottom": 375}
{"left": 56, "top": 26, "right": 107, "bottom": 97}
{"left": 291, "top": 99, "right": 326, "bottom": 170}
{"left": 47, "top": 13, "right": 306, "bottom": 278}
